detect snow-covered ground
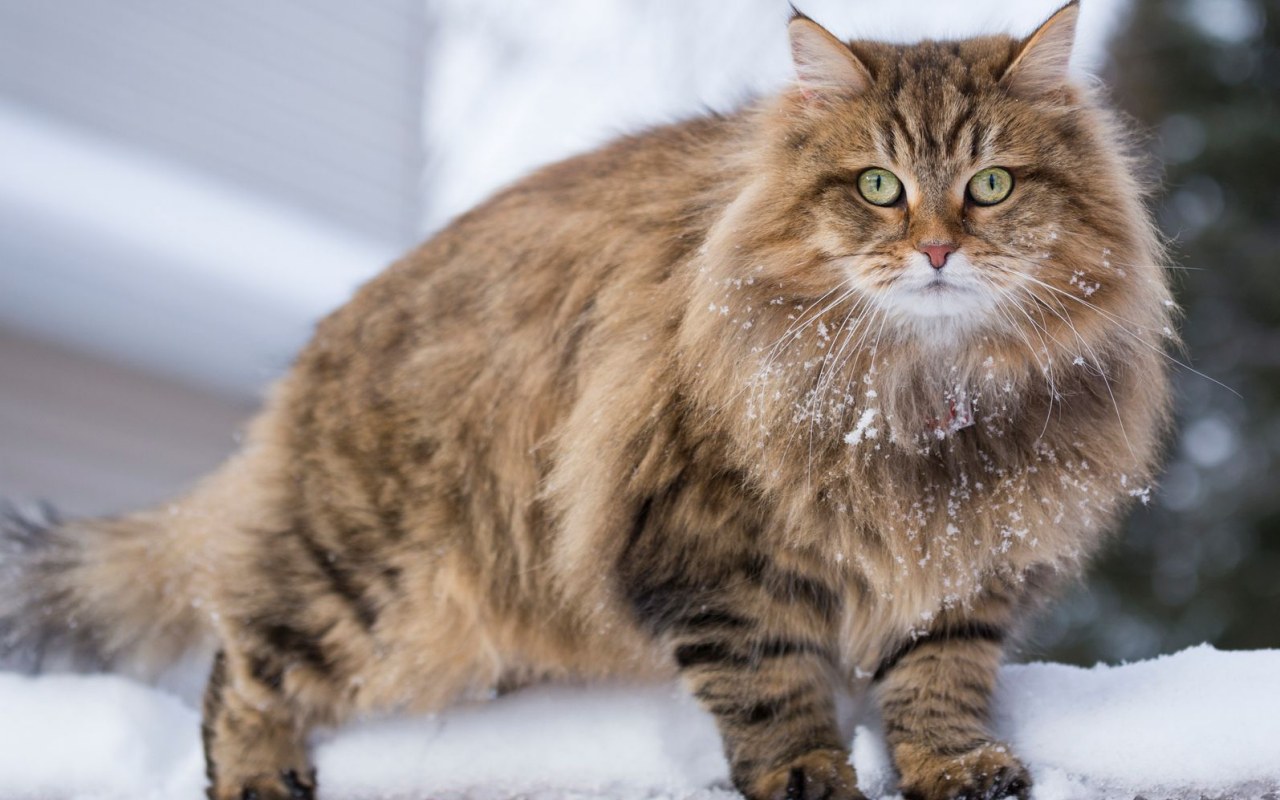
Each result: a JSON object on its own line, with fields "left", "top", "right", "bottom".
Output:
{"left": 0, "top": 646, "right": 1276, "bottom": 800}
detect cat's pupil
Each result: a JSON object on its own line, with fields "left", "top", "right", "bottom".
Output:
{"left": 988, "top": 174, "right": 996, "bottom": 190}
{"left": 875, "top": 175, "right": 883, "bottom": 191}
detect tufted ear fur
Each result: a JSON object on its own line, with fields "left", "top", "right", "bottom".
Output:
{"left": 1002, "top": 1, "right": 1080, "bottom": 99}
{"left": 788, "top": 10, "right": 872, "bottom": 102}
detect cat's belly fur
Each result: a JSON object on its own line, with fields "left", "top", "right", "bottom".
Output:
{"left": 196, "top": 371, "right": 1118, "bottom": 721}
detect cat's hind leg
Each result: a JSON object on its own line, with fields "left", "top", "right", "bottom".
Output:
{"left": 202, "top": 650, "right": 318, "bottom": 800}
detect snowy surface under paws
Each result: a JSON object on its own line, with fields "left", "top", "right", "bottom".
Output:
{"left": 0, "top": 645, "right": 1277, "bottom": 800}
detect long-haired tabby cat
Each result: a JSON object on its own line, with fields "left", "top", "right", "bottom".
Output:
{"left": 1, "top": 3, "right": 1175, "bottom": 799}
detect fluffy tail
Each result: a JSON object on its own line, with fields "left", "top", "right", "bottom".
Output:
{"left": 0, "top": 500, "right": 215, "bottom": 682}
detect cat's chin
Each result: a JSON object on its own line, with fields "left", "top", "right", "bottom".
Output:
{"left": 877, "top": 281, "right": 1000, "bottom": 339}
{"left": 857, "top": 252, "right": 1001, "bottom": 338}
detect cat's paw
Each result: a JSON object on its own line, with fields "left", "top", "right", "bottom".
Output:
{"left": 210, "top": 768, "right": 317, "bottom": 800}
{"left": 749, "top": 748, "right": 868, "bottom": 800}
{"left": 896, "top": 741, "right": 1030, "bottom": 800}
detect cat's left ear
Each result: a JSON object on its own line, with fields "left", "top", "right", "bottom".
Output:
{"left": 788, "top": 10, "right": 872, "bottom": 102}
{"left": 1002, "top": 1, "right": 1080, "bottom": 99}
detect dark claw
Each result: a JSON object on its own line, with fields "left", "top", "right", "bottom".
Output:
{"left": 786, "top": 767, "right": 807, "bottom": 800}
{"left": 1002, "top": 774, "right": 1030, "bottom": 800}
{"left": 240, "top": 790, "right": 259, "bottom": 800}
{"left": 281, "top": 768, "right": 316, "bottom": 799}
{"left": 978, "top": 766, "right": 1029, "bottom": 800}
{"left": 782, "top": 766, "right": 842, "bottom": 800}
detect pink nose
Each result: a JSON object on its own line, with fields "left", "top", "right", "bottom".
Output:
{"left": 920, "top": 242, "right": 958, "bottom": 269}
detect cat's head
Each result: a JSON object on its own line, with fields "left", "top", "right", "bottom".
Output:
{"left": 722, "top": 2, "right": 1169, "bottom": 350}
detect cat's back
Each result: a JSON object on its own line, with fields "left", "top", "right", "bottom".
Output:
{"left": 266, "top": 111, "right": 747, "bottom": 533}
{"left": 312, "top": 110, "right": 743, "bottom": 373}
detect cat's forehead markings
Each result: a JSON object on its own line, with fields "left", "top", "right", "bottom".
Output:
{"left": 873, "top": 124, "right": 899, "bottom": 165}
{"left": 972, "top": 120, "right": 1002, "bottom": 162}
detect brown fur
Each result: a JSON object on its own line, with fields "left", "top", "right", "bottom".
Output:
{"left": 1, "top": 5, "right": 1175, "bottom": 799}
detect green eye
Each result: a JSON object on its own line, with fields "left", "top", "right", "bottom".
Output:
{"left": 968, "top": 167, "right": 1014, "bottom": 205}
{"left": 858, "top": 168, "right": 903, "bottom": 206}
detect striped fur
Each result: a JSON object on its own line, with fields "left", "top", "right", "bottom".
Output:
{"left": 873, "top": 579, "right": 1035, "bottom": 800}
{"left": 1, "top": 5, "right": 1175, "bottom": 799}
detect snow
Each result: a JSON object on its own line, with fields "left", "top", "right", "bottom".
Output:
{"left": 995, "top": 647, "right": 1280, "bottom": 797}
{"left": 0, "top": 646, "right": 1276, "bottom": 799}
{"left": 844, "top": 408, "right": 881, "bottom": 446}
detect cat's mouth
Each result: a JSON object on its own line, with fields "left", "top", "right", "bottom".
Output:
{"left": 877, "top": 257, "right": 999, "bottom": 323}
{"left": 921, "top": 276, "right": 970, "bottom": 293}
{"left": 845, "top": 252, "right": 1000, "bottom": 326}
{"left": 910, "top": 268, "right": 985, "bottom": 301}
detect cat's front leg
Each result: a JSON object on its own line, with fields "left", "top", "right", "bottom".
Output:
{"left": 872, "top": 591, "right": 1030, "bottom": 800}
{"left": 618, "top": 539, "right": 864, "bottom": 798}
{"left": 684, "top": 640, "right": 862, "bottom": 800}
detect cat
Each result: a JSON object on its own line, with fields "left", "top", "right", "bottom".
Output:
{"left": 0, "top": 3, "right": 1175, "bottom": 799}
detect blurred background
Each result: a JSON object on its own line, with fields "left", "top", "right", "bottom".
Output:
{"left": 0, "top": 0, "right": 1275, "bottom": 665}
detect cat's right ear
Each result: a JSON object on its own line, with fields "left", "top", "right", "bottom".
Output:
{"left": 788, "top": 10, "right": 872, "bottom": 103}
